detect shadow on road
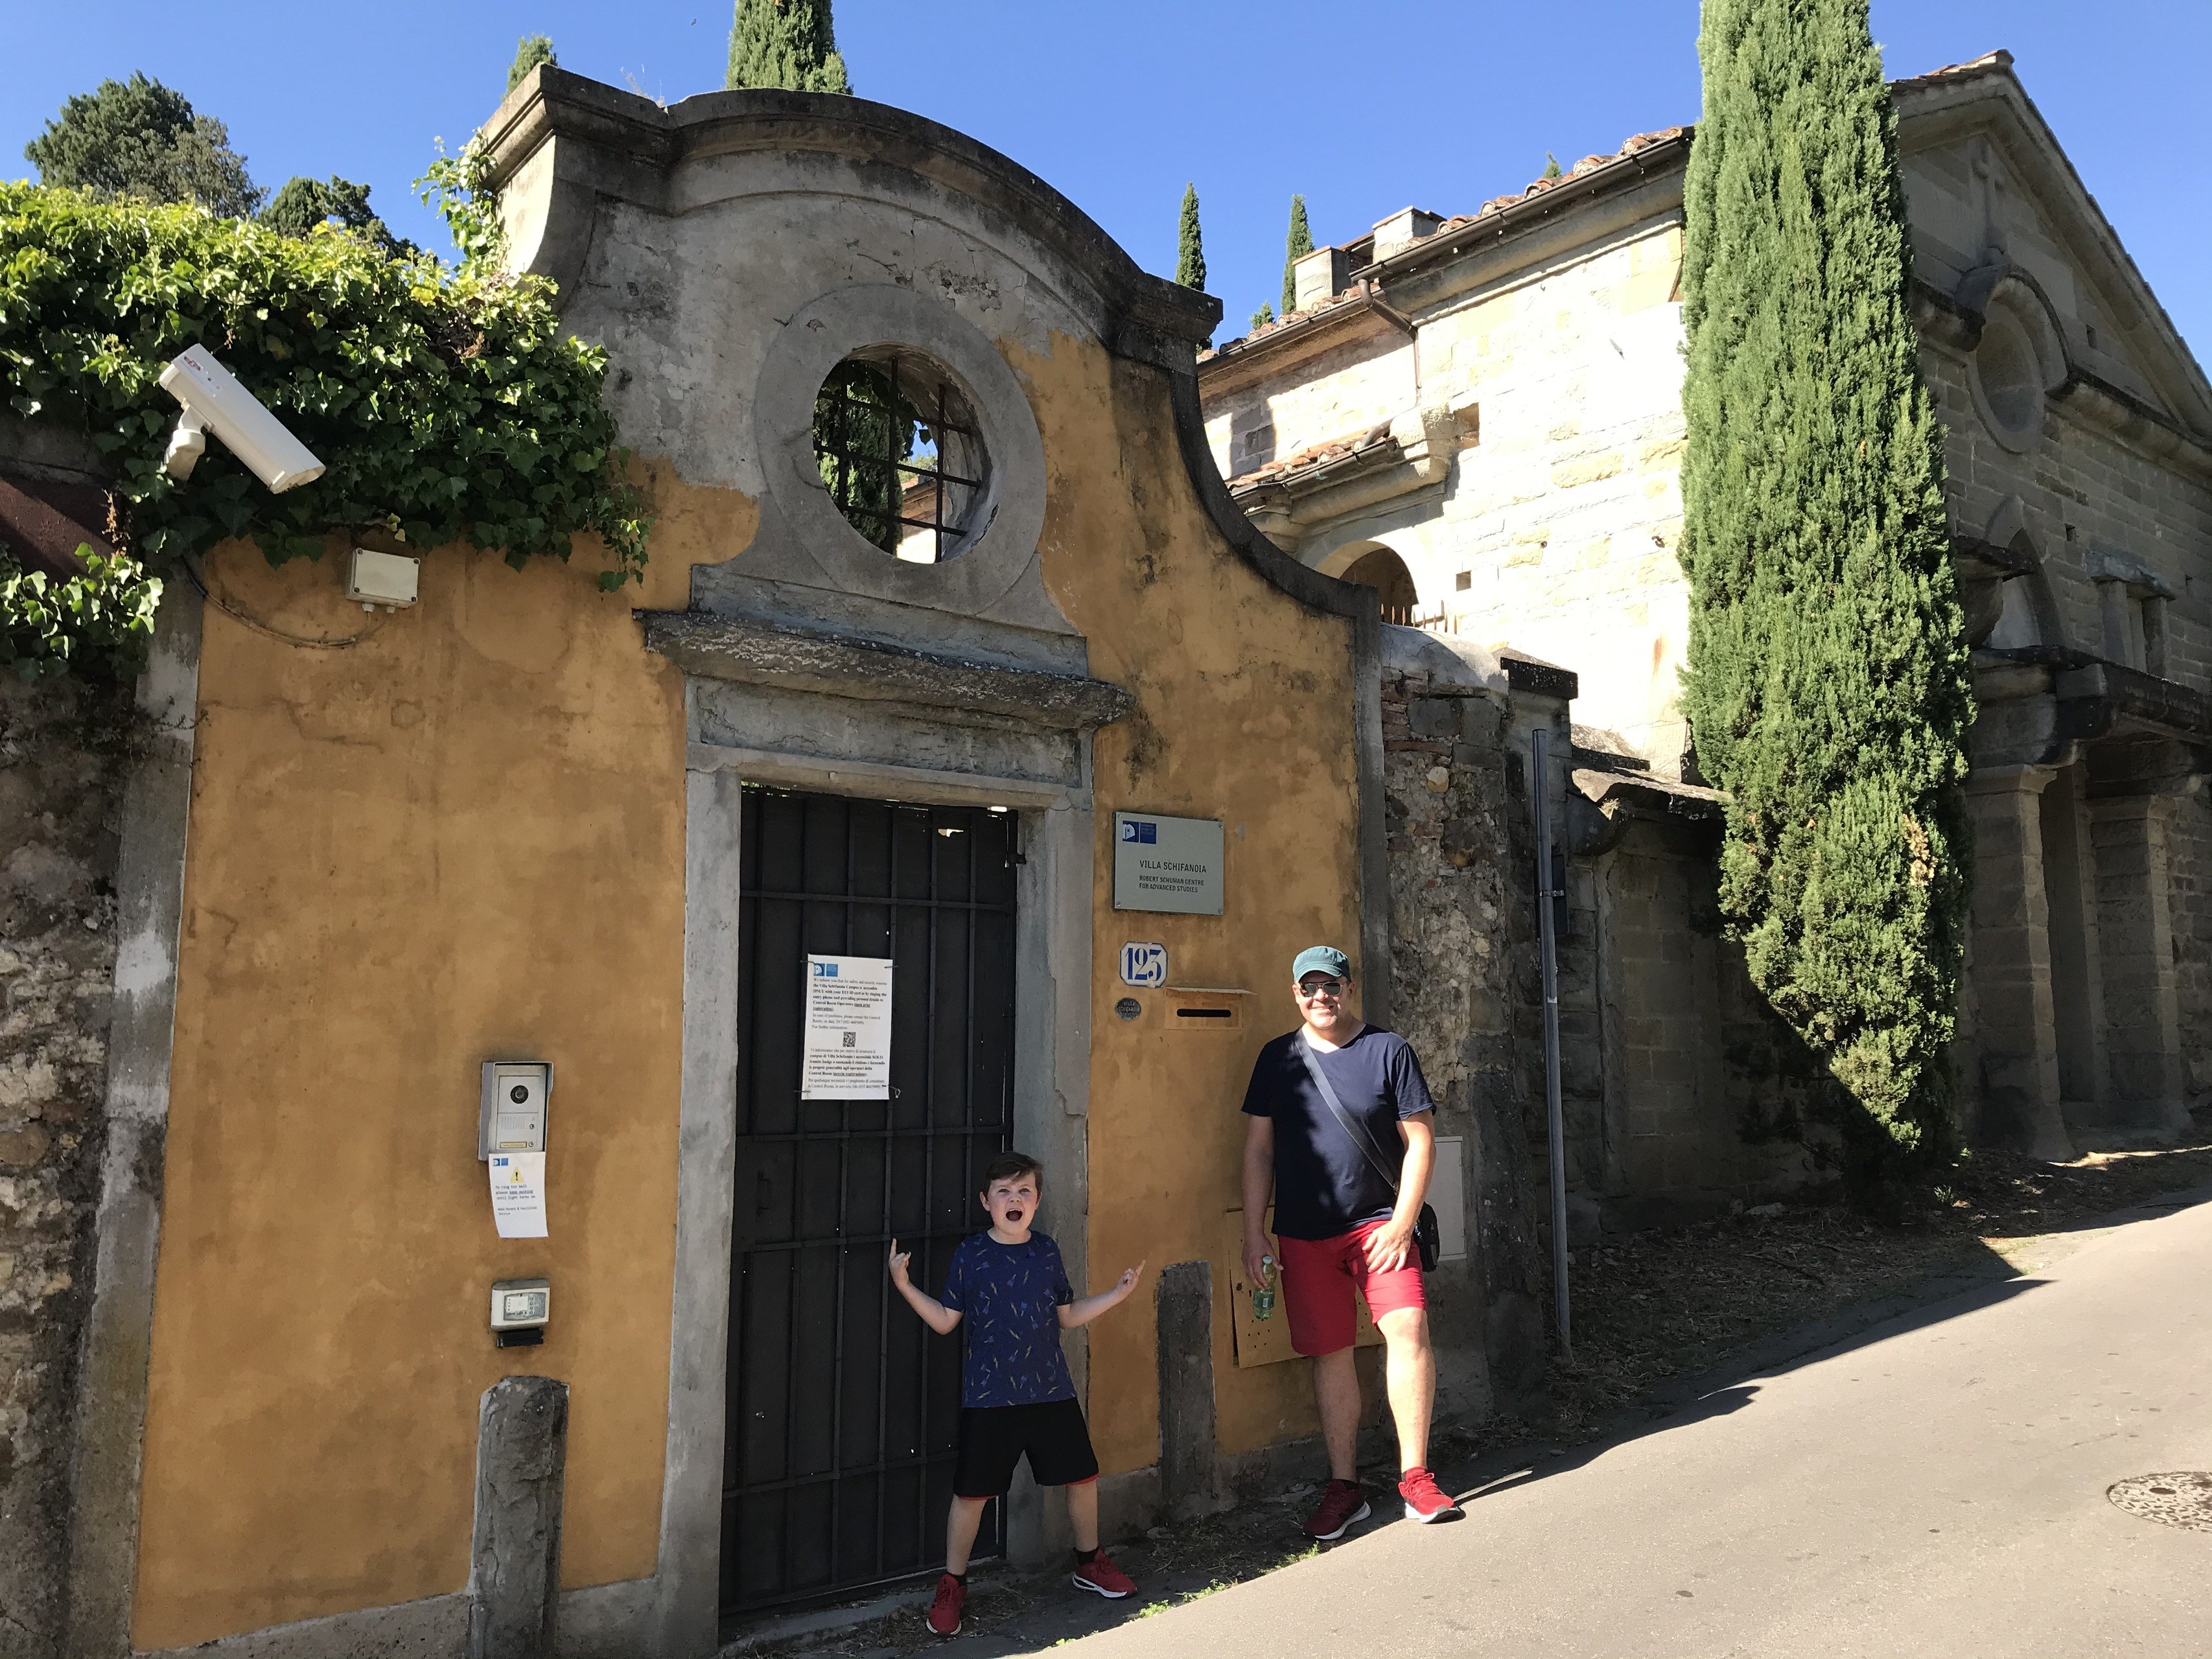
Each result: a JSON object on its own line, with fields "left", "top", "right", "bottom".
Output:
{"left": 1450, "top": 1264, "right": 2053, "bottom": 1508}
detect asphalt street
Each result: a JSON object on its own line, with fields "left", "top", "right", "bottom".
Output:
{"left": 1061, "top": 1195, "right": 2212, "bottom": 1658}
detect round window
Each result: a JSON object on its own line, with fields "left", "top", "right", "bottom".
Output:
{"left": 811, "top": 351, "right": 990, "bottom": 563}
{"left": 1973, "top": 308, "right": 2044, "bottom": 444}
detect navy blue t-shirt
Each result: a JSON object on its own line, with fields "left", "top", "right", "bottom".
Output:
{"left": 1241, "top": 1025, "right": 1437, "bottom": 1240}
{"left": 938, "top": 1230, "right": 1077, "bottom": 1408}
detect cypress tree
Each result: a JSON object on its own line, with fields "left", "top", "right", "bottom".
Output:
{"left": 727, "top": 0, "right": 852, "bottom": 93}
{"left": 1679, "top": 0, "right": 1972, "bottom": 1179}
{"left": 1281, "top": 194, "right": 1312, "bottom": 314}
{"left": 508, "top": 34, "right": 557, "bottom": 93}
{"left": 1249, "top": 303, "right": 1274, "bottom": 332}
{"left": 1176, "top": 183, "right": 1205, "bottom": 291}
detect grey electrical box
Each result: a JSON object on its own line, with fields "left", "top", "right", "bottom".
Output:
{"left": 491, "top": 1277, "right": 550, "bottom": 1348}
{"left": 478, "top": 1061, "right": 552, "bottom": 1159}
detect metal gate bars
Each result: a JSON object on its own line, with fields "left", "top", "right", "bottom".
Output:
{"left": 721, "top": 788, "right": 1018, "bottom": 1614}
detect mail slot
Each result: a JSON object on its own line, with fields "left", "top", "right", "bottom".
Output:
{"left": 1164, "top": 988, "right": 1246, "bottom": 1030}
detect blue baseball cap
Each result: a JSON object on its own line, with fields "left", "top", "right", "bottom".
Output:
{"left": 1292, "top": 946, "right": 1350, "bottom": 982}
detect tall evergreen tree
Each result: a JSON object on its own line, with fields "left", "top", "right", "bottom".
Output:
{"left": 1281, "top": 194, "right": 1312, "bottom": 314}
{"left": 1679, "top": 0, "right": 1972, "bottom": 1176}
{"left": 1541, "top": 152, "right": 1564, "bottom": 180}
{"left": 25, "top": 73, "right": 262, "bottom": 217}
{"left": 509, "top": 34, "right": 558, "bottom": 93}
{"left": 1176, "top": 183, "right": 1206, "bottom": 291}
{"left": 727, "top": 0, "right": 852, "bottom": 93}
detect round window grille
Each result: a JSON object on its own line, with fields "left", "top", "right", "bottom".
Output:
{"left": 1973, "top": 308, "right": 2045, "bottom": 443}
{"left": 811, "top": 351, "right": 990, "bottom": 563}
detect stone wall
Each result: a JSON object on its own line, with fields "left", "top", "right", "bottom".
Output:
{"left": 1575, "top": 792, "right": 1833, "bottom": 1227}
{"left": 2166, "top": 789, "right": 2212, "bottom": 1109}
{"left": 1381, "top": 632, "right": 1832, "bottom": 1261}
{"left": 0, "top": 671, "right": 134, "bottom": 1656}
{"left": 1376, "top": 630, "right": 1548, "bottom": 1406}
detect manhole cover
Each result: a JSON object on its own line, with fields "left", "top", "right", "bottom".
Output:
{"left": 2107, "top": 1472, "right": 2212, "bottom": 1533}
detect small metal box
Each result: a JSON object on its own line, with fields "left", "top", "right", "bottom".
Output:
{"left": 478, "top": 1061, "right": 552, "bottom": 1159}
{"left": 491, "top": 1277, "right": 550, "bottom": 1347}
{"left": 347, "top": 547, "right": 419, "bottom": 610}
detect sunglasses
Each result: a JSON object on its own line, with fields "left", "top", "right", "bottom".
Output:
{"left": 1296, "top": 979, "right": 1345, "bottom": 999}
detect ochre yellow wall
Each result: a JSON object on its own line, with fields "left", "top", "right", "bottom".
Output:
{"left": 131, "top": 470, "right": 748, "bottom": 1651}
{"left": 133, "top": 327, "right": 1362, "bottom": 1645}
{"left": 1017, "top": 342, "right": 1366, "bottom": 1471}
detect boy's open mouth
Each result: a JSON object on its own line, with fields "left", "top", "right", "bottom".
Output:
{"left": 1004, "top": 1209, "right": 1025, "bottom": 1224}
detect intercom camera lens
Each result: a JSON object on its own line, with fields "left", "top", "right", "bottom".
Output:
{"left": 509, "top": 1084, "right": 530, "bottom": 1104}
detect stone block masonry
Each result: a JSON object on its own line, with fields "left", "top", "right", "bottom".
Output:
{"left": 0, "top": 672, "right": 135, "bottom": 1658}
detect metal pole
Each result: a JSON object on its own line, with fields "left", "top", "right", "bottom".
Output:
{"left": 1531, "top": 727, "right": 1572, "bottom": 1360}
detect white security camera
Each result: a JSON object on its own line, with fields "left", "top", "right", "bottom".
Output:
{"left": 158, "top": 344, "right": 325, "bottom": 493}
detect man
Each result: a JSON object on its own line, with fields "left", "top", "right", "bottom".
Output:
{"left": 1241, "top": 945, "right": 1463, "bottom": 1537}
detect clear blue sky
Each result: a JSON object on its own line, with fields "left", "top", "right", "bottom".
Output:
{"left": 8, "top": 3, "right": 2206, "bottom": 365}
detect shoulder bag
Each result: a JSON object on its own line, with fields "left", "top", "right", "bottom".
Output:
{"left": 1294, "top": 1036, "right": 1441, "bottom": 1272}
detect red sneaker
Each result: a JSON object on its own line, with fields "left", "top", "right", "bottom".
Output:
{"left": 1073, "top": 1551, "right": 1136, "bottom": 1599}
{"left": 1301, "top": 1478, "right": 1371, "bottom": 1540}
{"left": 925, "top": 1572, "right": 966, "bottom": 1636}
{"left": 1399, "top": 1466, "right": 1464, "bottom": 1523}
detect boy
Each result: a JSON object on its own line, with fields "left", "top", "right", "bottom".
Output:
{"left": 889, "top": 1150, "right": 1145, "bottom": 1638}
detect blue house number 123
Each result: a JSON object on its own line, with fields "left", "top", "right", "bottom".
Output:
{"left": 1119, "top": 942, "right": 1168, "bottom": 988}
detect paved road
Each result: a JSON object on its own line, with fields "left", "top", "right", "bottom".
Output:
{"left": 1063, "top": 1196, "right": 2212, "bottom": 1658}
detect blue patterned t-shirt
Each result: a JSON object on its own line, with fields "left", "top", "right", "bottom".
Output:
{"left": 938, "top": 1230, "right": 1077, "bottom": 1408}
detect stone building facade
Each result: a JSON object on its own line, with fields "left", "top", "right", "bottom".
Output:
{"left": 1200, "top": 51, "right": 2212, "bottom": 1192}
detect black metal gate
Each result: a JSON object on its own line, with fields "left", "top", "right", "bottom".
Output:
{"left": 721, "top": 787, "right": 1018, "bottom": 1614}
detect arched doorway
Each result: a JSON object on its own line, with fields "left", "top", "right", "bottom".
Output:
{"left": 1337, "top": 544, "right": 1419, "bottom": 625}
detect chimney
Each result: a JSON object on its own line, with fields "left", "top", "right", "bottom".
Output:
{"left": 1371, "top": 207, "right": 1442, "bottom": 261}
{"left": 1292, "top": 246, "right": 1351, "bottom": 314}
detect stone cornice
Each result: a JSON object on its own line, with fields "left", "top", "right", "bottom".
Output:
{"left": 639, "top": 609, "right": 1137, "bottom": 731}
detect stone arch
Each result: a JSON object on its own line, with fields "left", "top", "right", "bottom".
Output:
{"left": 1323, "top": 540, "right": 1420, "bottom": 623}
{"left": 1979, "top": 494, "right": 2067, "bottom": 651}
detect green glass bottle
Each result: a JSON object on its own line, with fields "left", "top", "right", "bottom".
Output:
{"left": 1253, "top": 1255, "right": 1276, "bottom": 1321}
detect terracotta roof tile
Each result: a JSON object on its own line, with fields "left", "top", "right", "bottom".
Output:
{"left": 1225, "top": 419, "right": 1394, "bottom": 489}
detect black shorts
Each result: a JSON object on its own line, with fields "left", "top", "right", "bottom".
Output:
{"left": 951, "top": 1398, "right": 1099, "bottom": 1497}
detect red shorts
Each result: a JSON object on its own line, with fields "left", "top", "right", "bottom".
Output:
{"left": 1278, "top": 1219, "right": 1427, "bottom": 1356}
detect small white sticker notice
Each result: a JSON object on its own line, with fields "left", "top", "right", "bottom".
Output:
{"left": 489, "top": 1152, "right": 549, "bottom": 1240}
{"left": 1119, "top": 942, "right": 1169, "bottom": 987}
{"left": 802, "top": 954, "right": 895, "bottom": 1100}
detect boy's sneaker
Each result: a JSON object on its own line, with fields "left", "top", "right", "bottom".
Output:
{"left": 1399, "top": 1467, "right": 1464, "bottom": 1523}
{"left": 1301, "top": 1478, "right": 1371, "bottom": 1540}
{"left": 1073, "top": 1552, "right": 1136, "bottom": 1599}
{"left": 925, "top": 1573, "right": 966, "bottom": 1636}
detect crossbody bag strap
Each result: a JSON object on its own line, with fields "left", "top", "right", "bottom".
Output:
{"left": 1295, "top": 1034, "right": 1401, "bottom": 1194}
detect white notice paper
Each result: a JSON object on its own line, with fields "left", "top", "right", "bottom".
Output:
{"left": 802, "top": 954, "right": 894, "bottom": 1100}
{"left": 489, "top": 1152, "right": 549, "bottom": 1240}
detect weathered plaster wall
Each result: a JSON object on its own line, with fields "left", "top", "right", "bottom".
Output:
{"left": 0, "top": 673, "right": 134, "bottom": 1657}
{"left": 1029, "top": 342, "right": 1370, "bottom": 1474}
{"left": 128, "top": 513, "right": 726, "bottom": 1651}
{"left": 526, "top": 101, "right": 1381, "bottom": 1492}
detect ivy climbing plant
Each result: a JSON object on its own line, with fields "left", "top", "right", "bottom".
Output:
{"left": 0, "top": 179, "right": 649, "bottom": 679}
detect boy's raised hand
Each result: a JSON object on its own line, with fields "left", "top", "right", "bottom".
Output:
{"left": 887, "top": 1240, "right": 912, "bottom": 1288}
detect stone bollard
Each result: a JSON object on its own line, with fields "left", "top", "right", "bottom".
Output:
{"left": 468, "top": 1375, "right": 569, "bottom": 1659}
{"left": 1155, "top": 1261, "right": 1217, "bottom": 1514}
